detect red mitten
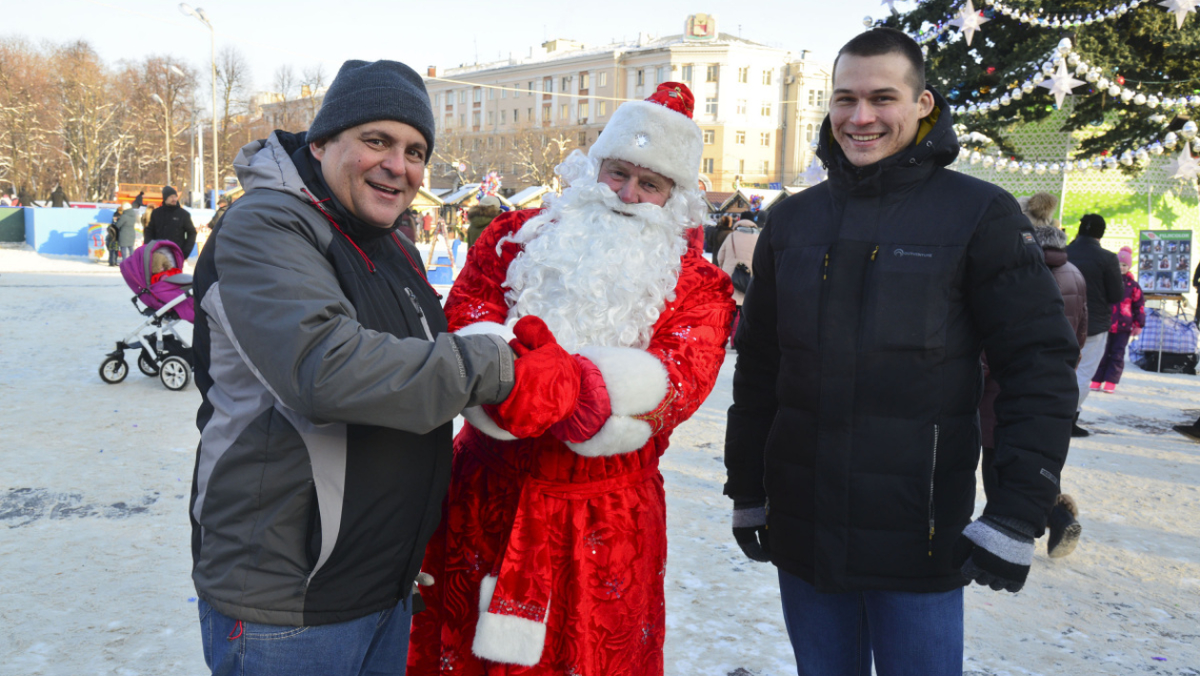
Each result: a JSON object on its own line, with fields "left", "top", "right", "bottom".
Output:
{"left": 548, "top": 355, "right": 612, "bottom": 443}
{"left": 484, "top": 317, "right": 581, "bottom": 438}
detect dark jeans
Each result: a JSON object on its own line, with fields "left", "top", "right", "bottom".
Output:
{"left": 198, "top": 596, "right": 412, "bottom": 676}
{"left": 778, "top": 569, "right": 964, "bottom": 676}
{"left": 1092, "top": 331, "right": 1132, "bottom": 385}
{"left": 107, "top": 249, "right": 119, "bottom": 266}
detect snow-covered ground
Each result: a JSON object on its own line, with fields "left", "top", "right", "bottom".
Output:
{"left": 1, "top": 246, "right": 1198, "bottom": 676}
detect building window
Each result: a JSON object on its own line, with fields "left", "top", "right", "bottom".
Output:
{"left": 636, "top": 70, "right": 644, "bottom": 86}
{"left": 472, "top": 111, "right": 481, "bottom": 126}
{"left": 656, "top": 66, "right": 668, "bottom": 84}
{"left": 487, "top": 111, "right": 494, "bottom": 125}
{"left": 513, "top": 109, "right": 518, "bottom": 122}
{"left": 580, "top": 72, "right": 589, "bottom": 89}
{"left": 501, "top": 87, "right": 506, "bottom": 99}
{"left": 560, "top": 103, "right": 569, "bottom": 119}
{"left": 738, "top": 159, "right": 745, "bottom": 174}
{"left": 487, "top": 136, "right": 494, "bottom": 148}
{"left": 529, "top": 81, "right": 534, "bottom": 95}
{"left": 738, "top": 67, "right": 749, "bottom": 83}
{"left": 528, "top": 107, "right": 534, "bottom": 121}
{"left": 703, "top": 129, "right": 715, "bottom": 144}
{"left": 599, "top": 72, "right": 608, "bottom": 87}
{"left": 736, "top": 99, "right": 747, "bottom": 115}
{"left": 760, "top": 132, "right": 771, "bottom": 147}
{"left": 459, "top": 113, "right": 466, "bottom": 126}
{"left": 808, "top": 89, "right": 826, "bottom": 107}
{"left": 500, "top": 110, "right": 506, "bottom": 124}
{"left": 433, "top": 93, "right": 440, "bottom": 106}
{"left": 488, "top": 88, "right": 495, "bottom": 100}
{"left": 681, "top": 64, "right": 693, "bottom": 82}
{"left": 599, "top": 101, "right": 607, "bottom": 116}
{"left": 761, "top": 102, "right": 772, "bottom": 117}
{"left": 459, "top": 90, "right": 467, "bottom": 103}
{"left": 579, "top": 102, "right": 589, "bottom": 119}
{"left": 578, "top": 131, "right": 587, "bottom": 146}
{"left": 735, "top": 131, "right": 746, "bottom": 144}
{"left": 702, "top": 158, "right": 714, "bottom": 174}
{"left": 706, "top": 64, "right": 718, "bottom": 82}
{"left": 473, "top": 89, "right": 482, "bottom": 102}
{"left": 562, "top": 76, "right": 571, "bottom": 91}
{"left": 444, "top": 114, "right": 453, "bottom": 128}
{"left": 806, "top": 124, "right": 815, "bottom": 142}
{"left": 705, "top": 97, "right": 718, "bottom": 116}
{"left": 542, "top": 104, "right": 550, "bottom": 120}
{"left": 758, "top": 160, "right": 770, "bottom": 174}
{"left": 543, "top": 77, "right": 553, "bottom": 93}
{"left": 762, "top": 70, "right": 772, "bottom": 85}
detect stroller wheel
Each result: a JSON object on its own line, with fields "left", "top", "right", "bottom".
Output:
{"left": 99, "top": 357, "right": 128, "bottom": 384}
{"left": 138, "top": 353, "right": 159, "bottom": 377}
{"left": 160, "top": 356, "right": 191, "bottom": 391}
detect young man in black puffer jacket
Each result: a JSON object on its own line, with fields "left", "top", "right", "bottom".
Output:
{"left": 725, "top": 28, "right": 1079, "bottom": 675}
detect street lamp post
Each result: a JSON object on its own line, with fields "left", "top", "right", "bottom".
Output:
{"left": 151, "top": 93, "right": 171, "bottom": 186}
{"left": 180, "top": 3, "right": 217, "bottom": 206}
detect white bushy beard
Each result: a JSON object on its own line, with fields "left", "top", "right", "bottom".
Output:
{"left": 499, "top": 151, "right": 702, "bottom": 352}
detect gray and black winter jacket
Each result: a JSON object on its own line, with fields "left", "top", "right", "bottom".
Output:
{"left": 190, "top": 130, "right": 515, "bottom": 626}
{"left": 724, "top": 89, "right": 1079, "bottom": 594}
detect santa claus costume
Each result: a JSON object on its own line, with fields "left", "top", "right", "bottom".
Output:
{"left": 408, "top": 84, "right": 735, "bottom": 676}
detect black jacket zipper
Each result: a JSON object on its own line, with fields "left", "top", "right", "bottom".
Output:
{"left": 404, "top": 287, "right": 434, "bottom": 340}
{"left": 928, "top": 423, "right": 939, "bottom": 557}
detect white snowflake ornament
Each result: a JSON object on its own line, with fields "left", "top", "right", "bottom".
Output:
{"left": 1037, "top": 60, "right": 1087, "bottom": 109}
{"left": 949, "top": 0, "right": 991, "bottom": 46}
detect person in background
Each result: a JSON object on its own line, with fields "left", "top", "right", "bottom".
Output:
{"left": 1091, "top": 246, "right": 1145, "bottom": 394}
{"left": 17, "top": 185, "right": 34, "bottom": 208}
{"left": 466, "top": 194, "right": 502, "bottom": 247}
{"left": 717, "top": 218, "right": 760, "bottom": 344}
{"left": 206, "top": 194, "right": 231, "bottom": 231}
{"left": 131, "top": 190, "right": 145, "bottom": 209}
{"left": 1065, "top": 214, "right": 1123, "bottom": 437}
{"left": 0, "top": 191, "right": 12, "bottom": 206}
{"left": 114, "top": 202, "right": 139, "bottom": 262}
{"left": 105, "top": 208, "right": 122, "bottom": 266}
{"left": 709, "top": 213, "right": 734, "bottom": 265}
{"left": 422, "top": 210, "right": 434, "bottom": 243}
{"left": 144, "top": 186, "right": 196, "bottom": 258}
{"left": 49, "top": 184, "right": 69, "bottom": 207}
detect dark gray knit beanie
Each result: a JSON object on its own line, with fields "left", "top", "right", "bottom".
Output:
{"left": 307, "top": 59, "right": 435, "bottom": 156}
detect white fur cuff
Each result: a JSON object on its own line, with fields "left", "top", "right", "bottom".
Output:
{"left": 565, "top": 416, "right": 654, "bottom": 457}
{"left": 455, "top": 321, "right": 516, "bottom": 343}
{"left": 472, "top": 575, "right": 548, "bottom": 667}
{"left": 462, "top": 406, "right": 517, "bottom": 441}
{"left": 576, "top": 347, "right": 668, "bottom": 415}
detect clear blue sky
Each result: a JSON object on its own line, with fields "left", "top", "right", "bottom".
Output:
{"left": 12, "top": 0, "right": 889, "bottom": 96}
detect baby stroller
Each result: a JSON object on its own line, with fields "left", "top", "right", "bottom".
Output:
{"left": 99, "top": 240, "right": 195, "bottom": 390}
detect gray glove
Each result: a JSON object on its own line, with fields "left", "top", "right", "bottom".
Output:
{"left": 957, "top": 515, "right": 1036, "bottom": 593}
{"left": 732, "top": 500, "right": 770, "bottom": 563}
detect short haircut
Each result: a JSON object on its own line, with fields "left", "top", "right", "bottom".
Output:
{"left": 834, "top": 28, "right": 926, "bottom": 100}
{"left": 1078, "top": 214, "right": 1106, "bottom": 239}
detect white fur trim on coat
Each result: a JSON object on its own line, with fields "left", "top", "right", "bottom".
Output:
{"left": 564, "top": 347, "right": 669, "bottom": 457}
{"left": 455, "top": 321, "right": 516, "bottom": 344}
{"left": 587, "top": 99, "right": 703, "bottom": 191}
{"left": 472, "top": 575, "right": 548, "bottom": 667}
{"left": 462, "top": 406, "right": 517, "bottom": 441}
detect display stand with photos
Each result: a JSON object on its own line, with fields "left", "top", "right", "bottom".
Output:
{"left": 1137, "top": 230, "right": 1192, "bottom": 295}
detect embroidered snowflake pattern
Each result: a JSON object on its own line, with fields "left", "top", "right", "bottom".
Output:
{"left": 495, "top": 598, "right": 547, "bottom": 621}
{"left": 462, "top": 302, "right": 490, "bottom": 321}
{"left": 602, "top": 576, "right": 628, "bottom": 599}
{"left": 641, "top": 623, "right": 652, "bottom": 645}
{"left": 440, "top": 647, "right": 460, "bottom": 671}
{"left": 585, "top": 530, "right": 605, "bottom": 552}
{"left": 635, "top": 132, "right": 650, "bottom": 148}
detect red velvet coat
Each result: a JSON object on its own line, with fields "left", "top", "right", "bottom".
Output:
{"left": 408, "top": 210, "right": 734, "bottom": 676}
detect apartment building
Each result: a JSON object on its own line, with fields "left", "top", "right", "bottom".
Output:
{"left": 424, "top": 15, "right": 831, "bottom": 193}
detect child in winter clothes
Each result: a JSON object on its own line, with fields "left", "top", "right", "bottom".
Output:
{"left": 1091, "top": 246, "right": 1144, "bottom": 393}
{"left": 150, "top": 249, "right": 183, "bottom": 286}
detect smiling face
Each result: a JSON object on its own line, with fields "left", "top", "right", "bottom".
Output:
{"left": 310, "top": 120, "right": 428, "bottom": 228}
{"left": 830, "top": 52, "right": 935, "bottom": 168}
{"left": 597, "top": 158, "right": 674, "bottom": 208}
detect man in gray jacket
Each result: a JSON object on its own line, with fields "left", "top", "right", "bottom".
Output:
{"left": 190, "top": 59, "right": 574, "bottom": 676}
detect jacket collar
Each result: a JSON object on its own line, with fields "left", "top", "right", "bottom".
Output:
{"left": 817, "top": 86, "right": 960, "bottom": 198}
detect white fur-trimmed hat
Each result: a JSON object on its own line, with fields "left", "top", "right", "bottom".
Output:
{"left": 589, "top": 82, "right": 703, "bottom": 191}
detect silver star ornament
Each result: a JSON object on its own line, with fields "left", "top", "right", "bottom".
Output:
{"left": 949, "top": 0, "right": 990, "bottom": 46}
{"left": 1168, "top": 146, "right": 1200, "bottom": 182}
{"left": 1159, "top": 0, "right": 1199, "bottom": 29}
{"left": 1037, "top": 60, "right": 1087, "bottom": 109}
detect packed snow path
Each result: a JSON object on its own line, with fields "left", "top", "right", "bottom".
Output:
{"left": 1, "top": 247, "right": 1197, "bottom": 675}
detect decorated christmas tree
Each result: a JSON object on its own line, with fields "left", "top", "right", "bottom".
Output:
{"left": 882, "top": 0, "right": 1200, "bottom": 183}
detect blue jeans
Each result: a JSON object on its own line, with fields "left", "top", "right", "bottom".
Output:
{"left": 198, "top": 596, "right": 411, "bottom": 676}
{"left": 778, "top": 569, "right": 963, "bottom": 676}
{"left": 119, "top": 245, "right": 133, "bottom": 261}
